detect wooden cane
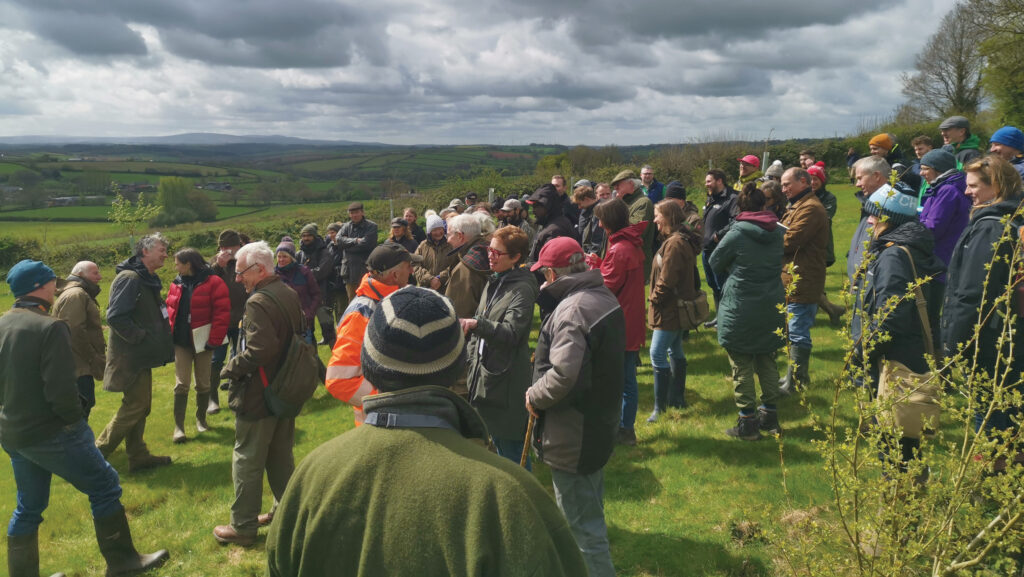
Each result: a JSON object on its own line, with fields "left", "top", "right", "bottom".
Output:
{"left": 520, "top": 413, "right": 536, "bottom": 468}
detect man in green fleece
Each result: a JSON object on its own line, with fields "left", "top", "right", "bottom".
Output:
{"left": 266, "top": 286, "right": 586, "bottom": 577}
{"left": 939, "top": 115, "right": 983, "bottom": 167}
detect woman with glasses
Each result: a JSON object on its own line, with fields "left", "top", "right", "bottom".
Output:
{"left": 462, "top": 226, "right": 539, "bottom": 466}
{"left": 942, "top": 155, "right": 1024, "bottom": 451}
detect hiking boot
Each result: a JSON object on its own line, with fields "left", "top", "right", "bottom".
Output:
{"left": 172, "top": 394, "right": 187, "bottom": 444}
{"left": 819, "top": 292, "right": 846, "bottom": 327}
{"left": 8, "top": 531, "right": 66, "bottom": 577}
{"left": 647, "top": 367, "right": 671, "bottom": 423}
{"left": 726, "top": 414, "right": 762, "bottom": 441}
{"left": 195, "top": 392, "right": 210, "bottom": 433}
{"left": 617, "top": 427, "right": 637, "bottom": 446}
{"left": 128, "top": 455, "right": 172, "bottom": 474}
{"left": 94, "top": 508, "right": 170, "bottom": 576}
{"left": 213, "top": 525, "right": 256, "bottom": 547}
{"left": 258, "top": 512, "right": 274, "bottom": 527}
{"left": 758, "top": 407, "right": 782, "bottom": 436}
{"left": 703, "top": 317, "right": 717, "bottom": 329}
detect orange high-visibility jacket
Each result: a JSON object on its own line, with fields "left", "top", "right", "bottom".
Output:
{"left": 325, "top": 274, "right": 401, "bottom": 425}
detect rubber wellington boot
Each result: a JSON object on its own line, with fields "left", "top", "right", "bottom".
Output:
{"left": 208, "top": 360, "right": 223, "bottom": 415}
{"left": 779, "top": 346, "right": 811, "bottom": 396}
{"left": 172, "top": 394, "right": 188, "bottom": 444}
{"left": 667, "top": 356, "right": 689, "bottom": 409}
{"left": 647, "top": 367, "right": 671, "bottom": 423}
{"left": 195, "top": 392, "right": 210, "bottom": 433}
{"left": 94, "top": 509, "right": 169, "bottom": 576}
{"left": 8, "top": 532, "right": 66, "bottom": 577}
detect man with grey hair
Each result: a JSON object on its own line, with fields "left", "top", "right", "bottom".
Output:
{"left": 526, "top": 236, "right": 625, "bottom": 577}
{"left": 215, "top": 240, "right": 303, "bottom": 546}
{"left": 847, "top": 156, "right": 891, "bottom": 284}
{"left": 640, "top": 164, "right": 664, "bottom": 203}
{"left": 444, "top": 213, "right": 491, "bottom": 320}
{"left": 95, "top": 233, "right": 175, "bottom": 472}
{"left": 610, "top": 170, "right": 656, "bottom": 274}
{"left": 52, "top": 260, "right": 106, "bottom": 420}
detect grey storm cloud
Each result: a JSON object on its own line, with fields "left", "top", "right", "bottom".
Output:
{"left": 25, "top": 10, "right": 147, "bottom": 56}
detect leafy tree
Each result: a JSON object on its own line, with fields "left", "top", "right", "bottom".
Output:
{"left": 901, "top": 3, "right": 984, "bottom": 117}
{"left": 186, "top": 189, "right": 218, "bottom": 221}
{"left": 157, "top": 176, "right": 192, "bottom": 213}
{"left": 968, "top": 0, "right": 1024, "bottom": 125}
{"left": 108, "top": 188, "right": 160, "bottom": 249}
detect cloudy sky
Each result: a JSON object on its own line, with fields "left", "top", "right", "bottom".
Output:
{"left": 0, "top": 0, "right": 957, "bottom": 145}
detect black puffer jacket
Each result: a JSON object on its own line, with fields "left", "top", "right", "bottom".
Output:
{"left": 941, "top": 197, "right": 1024, "bottom": 375}
{"left": 527, "top": 184, "right": 578, "bottom": 265}
{"left": 854, "top": 221, "right": 945, "bottom": 375}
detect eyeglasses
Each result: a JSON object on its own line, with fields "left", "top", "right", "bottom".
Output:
{"left": 486, "top": 247, "right": 511, "bottom": 258}
{"left": 235, "top": 262, "right": 259, "bottom": 277}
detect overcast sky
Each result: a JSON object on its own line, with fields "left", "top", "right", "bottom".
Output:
{"left": 0, "top": 0, "right": 957, "bottom": 145}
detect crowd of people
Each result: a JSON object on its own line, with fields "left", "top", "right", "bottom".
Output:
{"left": 2, "top": 117, "right": 1024, "bottom": 576}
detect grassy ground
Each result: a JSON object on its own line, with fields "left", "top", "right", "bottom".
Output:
{"left": 0, "top": 184, "right": 864, "bottom": 576}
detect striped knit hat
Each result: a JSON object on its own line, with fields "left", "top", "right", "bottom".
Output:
{"left": 361, "top": 286, "right": 466, "bottom": 392}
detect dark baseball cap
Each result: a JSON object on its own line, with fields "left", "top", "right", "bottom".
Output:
{"left": 367, "top": 243, "right": 423, "bottom": 272}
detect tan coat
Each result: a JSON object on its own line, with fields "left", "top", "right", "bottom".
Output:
{"left": 52, "top": 277, "right": 106, "bottom": 379}
{"left": 780, "top": 191, "right": 829, "bottom": 303}
{"left": 648, "top": 229, "right": 702, "bottom": 330}
{"left": 414, "top": 238, "right": 459, "bottom": 290}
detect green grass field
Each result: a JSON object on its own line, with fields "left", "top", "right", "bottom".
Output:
{"left": 0, "top": 162, "right": 31, "bottom": 175}
{"left": 0, "top": 186, "right": 869, "bottom": 576}
{"left": 38, "top": 161, "right": 233, "bottom": 177}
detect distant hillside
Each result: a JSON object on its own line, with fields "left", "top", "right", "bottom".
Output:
{"left": 0, "top": 133, "right": 385, "bottom": 147}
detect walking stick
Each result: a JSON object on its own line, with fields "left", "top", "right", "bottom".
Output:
{"left": 520, "top": 413, "right": 536, "bottom": 468}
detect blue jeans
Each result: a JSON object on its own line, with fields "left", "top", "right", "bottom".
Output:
{"left": 786, "top": 302, "right": 818, "bottom": 348}
{"left": 492, "top": 436, "right": 531, "bottom": 471}
{"left": 620, "top": 350, "right": 640, "bottom": 430}
{"left": 649, "top": 329, "right": 685, "bottom": 370}
{"left": 4, "top": 420, "right": 123, "bottom": 536}
{"left": 551, "top": 468, "right": 615, "bottom": 577}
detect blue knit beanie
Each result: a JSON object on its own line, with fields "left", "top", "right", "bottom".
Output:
{"left": 864, "top": 183, "right": 919, "bottom": 226}
{"left": 990, "top": 126, "right": 1024, "bottom": 153}
{"left": 6, "top": 259, "right": 56, "bottom": 298}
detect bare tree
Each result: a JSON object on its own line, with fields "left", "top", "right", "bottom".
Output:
{"left": 901, "top": 3, "right": 984, "bottom": 117}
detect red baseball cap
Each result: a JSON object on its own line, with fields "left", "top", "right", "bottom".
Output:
{"left": 737, "top": 155, "right": 761, "bottom": 169}
{"left": 530, "top": 236, "right": 584, "bottom": 272}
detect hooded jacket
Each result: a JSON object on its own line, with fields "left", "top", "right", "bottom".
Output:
{"left": 619, "top": 187, "right": 657, "bottom": 274}
{"left": 855, "top": 221, "right": 945, "bottom": 374}
{"left": 780, "top": 187, "right": 829, "bottom": 303}
{"left": 941, "top": 197, "right": 1024, "bottom": 375}
{"left": 648, "top": 224, "right": 702, "bottom": 330}
{"left": 702, "top": 186, "right": 738, "bottom": 252}
{"left": 527, "top": 186, "right": 578, "bottom": 265}
{"left": 710, "top": 211, "right": 786, "bottom": 354}
{"left": 104, "top": 256, "right": 174, "bottom": 391}
{"left": 338, "top": 218, "right": 379, "bottom": 284}
{"left": 528, "top": 270, "right": 625, "bottom": 475}
{"left": 943, "top": 133, "right": 983, "bottom": 167}
{"left": 920, "top": 170, "right": 971, "bottom": 271}
{"left": 595, "top": 221, "right": 647, "bottom": 351}
{"left": 445, "top": 235, "right": 492, "bottom": 319}
{"left": 466, "top": 267, "right": 539, "bottom": 440}
{"left": 52, "top": 275, "right": 106, "bottom": 379}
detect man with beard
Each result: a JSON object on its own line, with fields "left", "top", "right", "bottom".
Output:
{"left": 526, "top": 183, "right": 578, "bottom": 268}
{"left": 297, "top": 224, "right": 335, "bottom": 347}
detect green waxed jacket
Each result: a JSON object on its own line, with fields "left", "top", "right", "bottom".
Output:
{"left": 103, "top": 257, "right": 173, "bottom": 392}
{"left": 466, "top": 267, "right": 539, "bottom": 440}
{"left": 710, "top": 215, "right": 786, "bottom": 355}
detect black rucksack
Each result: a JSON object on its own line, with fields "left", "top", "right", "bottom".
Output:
{"left": 255, "top": 288, "right": 324, "bottom": 418}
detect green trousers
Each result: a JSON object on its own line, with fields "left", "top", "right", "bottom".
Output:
{"left": 727, "top": 349, "right": 781, "bottom": 411}
{"left": 230, "top": 415, "right": 295, "bottom": 536}
{"left": 95, "top": 370, "right": 154, "bottom": 461}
